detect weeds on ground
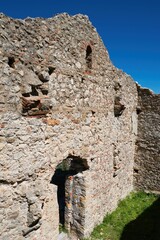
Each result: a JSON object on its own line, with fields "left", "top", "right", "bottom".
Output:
{"left": 59, "top": 224, "right": 68, "bottom": 234}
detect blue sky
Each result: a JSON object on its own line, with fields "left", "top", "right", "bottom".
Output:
{"left": 0, "top": 0, "right": 160, "bottom": 93}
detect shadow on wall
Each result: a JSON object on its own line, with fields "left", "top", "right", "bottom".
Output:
{"left": 120, "top": 197, "right": 160, "bottom": 240}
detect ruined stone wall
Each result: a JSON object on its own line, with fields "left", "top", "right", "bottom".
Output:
{"left": 0, "top": 13, "right": 138, "bottom": 239}
{"left": 134, "top": 87, "right": 160, "bottom": 192}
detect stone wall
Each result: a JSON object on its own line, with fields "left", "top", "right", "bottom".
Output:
{"left": 134, "top": 86, "right": 160, "bottom": 192}
{"left": 0, "top": 13, "right": 138, "bottom": 239}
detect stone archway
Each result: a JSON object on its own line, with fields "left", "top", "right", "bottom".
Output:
{"left": 51, "top": 155, "right": 89, "bottom": 238}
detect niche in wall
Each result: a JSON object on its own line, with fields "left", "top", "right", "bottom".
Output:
{"left": 114, "top": 96, "right": 125, "bottom": 117}
{"left": 21, "top": 78, "right": 51, "bottom": 116}
{"left": 113, "top": 143, "right": 122, "bottom": 177}
{"left": 21, "top": 95, "right": 51, "bottom": 116}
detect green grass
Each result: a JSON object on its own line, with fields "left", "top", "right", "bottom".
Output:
{"left": 85, "top": 191, "right": 159, "bottom": 240}
{"left": 59, "top": 224, "right": 68, "bottom": 234}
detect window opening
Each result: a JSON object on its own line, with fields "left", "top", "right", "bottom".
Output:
{"left": 85, "top": 45, "right": 92, "bottom": 70}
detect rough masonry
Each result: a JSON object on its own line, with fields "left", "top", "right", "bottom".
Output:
{"left": 134, "top": 87, "right": 160, "bottom": 191}
{"left": 0, "top": 13, "right": 159, "bottom": 240}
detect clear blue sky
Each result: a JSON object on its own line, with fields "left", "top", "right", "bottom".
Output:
{"left": 0, "top": 0, "right": 160, "bottom": 93}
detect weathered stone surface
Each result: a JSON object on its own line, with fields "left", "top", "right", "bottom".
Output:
{"left": 0, "top": 12, "right": 159, "bottom": 240}
{"left": 134, "top": 86, "right": 160, "bottom": 191}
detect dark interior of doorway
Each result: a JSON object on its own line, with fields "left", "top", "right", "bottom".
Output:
{"left": 50, "top": 155, "right": 89, "bottom": 226}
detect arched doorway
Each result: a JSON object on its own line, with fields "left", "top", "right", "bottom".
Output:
{"left": 51, "top": 155, "right": 89, "bottom": 237}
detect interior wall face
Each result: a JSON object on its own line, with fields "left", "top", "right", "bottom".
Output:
{"left": 83, "top": 76, "right": 138, "bottom": 237}
{"left": 0, "top": 13, "right": 138, "bottom": 239}
{"left": 134, "top": 87, "right": 160, "bottom": 192}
